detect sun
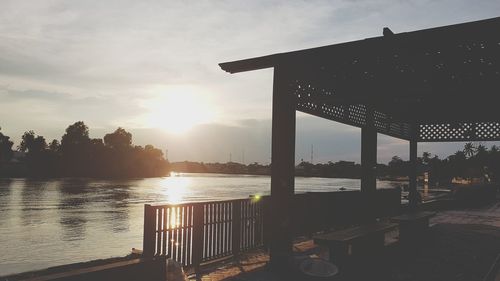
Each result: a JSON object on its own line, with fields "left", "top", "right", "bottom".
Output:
{"left": 143, "top": 85, "right": 216, "bottom": 134}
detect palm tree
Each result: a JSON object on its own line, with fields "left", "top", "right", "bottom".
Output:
{"left": 476, "top": 144, "right": 488, "bottom": 167}
{"left": 463, "top": 142, "right": 476, "bottom": 158}
{"left": 490, "top": 145, "right": 499, "bottom": 154}
{"left": 422, "top": 151, "right": 431, "bottom": 165}
{"left": 476, "top": 144, "right": 487, "bottom": 156}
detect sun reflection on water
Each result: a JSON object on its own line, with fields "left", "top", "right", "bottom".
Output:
{"left": 161, "top": 176, "right": 191, "bottom": 205}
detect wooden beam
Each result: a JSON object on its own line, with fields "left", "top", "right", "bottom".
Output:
{"left": 361, "top": 108, "right": 377, "bottom": 193}
{"left": 269, "top": 66, "right": 296, "bottom": 269}
{"left": 408, "top": 128, "right": 419, "bottom": 208}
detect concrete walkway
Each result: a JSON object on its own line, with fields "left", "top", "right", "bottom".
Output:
{"left": 431, "top": 201, "right": 500, "bottom": 227}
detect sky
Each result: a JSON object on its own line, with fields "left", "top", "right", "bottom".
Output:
{"left": 1, "top": 0, "right": 500, "bottom": 164}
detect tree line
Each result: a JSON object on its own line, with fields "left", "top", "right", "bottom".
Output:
{"left": 170, "top": 143, "right": 500, "bottom": 184}
{"left": 380, "top": 143, "right": 500, "bottom": 184}
{"left": 0, "top": 122, "right": 169, "bottom": 178}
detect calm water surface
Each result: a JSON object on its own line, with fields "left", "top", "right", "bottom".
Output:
{"left": 0, "top": 173, "right": 404, "bottom": 275}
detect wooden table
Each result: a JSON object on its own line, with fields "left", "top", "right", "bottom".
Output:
{"left": 313, "top": 222, "right": 397, "bottom": 265}
{"left": 391, "top": 211, "right": 436, "bottom": 245}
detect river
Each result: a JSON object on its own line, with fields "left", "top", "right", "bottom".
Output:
{"left": 0, "top": 174, "right": 406, "bottom": 276}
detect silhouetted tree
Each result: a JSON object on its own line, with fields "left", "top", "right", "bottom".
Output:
{"left": 16, "top": 131, "right": 60, "bottom": 176}
{"left": 490, "top": 145, "right": 499, "bottom": 153}
{"left": 61, "top": 121, "right": 90, "bottom": 149}
{"left": 422, "top": 151, "right": 431, "bottom": 165}
{"left": 59, "top": 122, "right": 92, "bottom": 176}
{"left": 48, "top": 139, "right": 60, "bottom": 152}
{"left": 104, "top": 127, "right": 132, "bottom": 150}
{"left": 387, "top": 156, "right": 406, "bottom": 176}
{"left": 0, "top": 127, "right": 14, "bottom": 162}
{"left": 476, "top": 144, "right": 487, "bottom": 160}
{"left": 19, "top": 131, "right": 47, "bottom": 154}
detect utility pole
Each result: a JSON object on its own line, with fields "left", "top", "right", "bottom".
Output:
{"left": 242, "top": 149, "right": 245, "bottom": 164}
{"left": 310, "top": 144, "right": 314, "bottom": 164}
{"left": 229, "top": 152, "right": 232, "bottom": 163}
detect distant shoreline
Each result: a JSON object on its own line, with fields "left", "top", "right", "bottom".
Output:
{"left": 0, "top": 172, "right": 408, "bottom": 181}
{"left": 173, "top": 170, "right": 412, "bottom": 181}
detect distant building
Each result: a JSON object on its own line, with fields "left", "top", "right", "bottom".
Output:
{"left": 452, "top": 177, "right": 487, "bottom": 185}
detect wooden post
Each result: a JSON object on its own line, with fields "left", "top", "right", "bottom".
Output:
{"left": 409, "top": 137, "right": 419, "bottom": 209}
{"left": 269, "top": 65, "right": 296, "bottom": 269}
{"left": 232, "top": 200, "right": 242, "bottom": 257}
{"left": 361, "top": 108, "right": 377, "bottom": 193}
{"left": 262, "top": 195, "right": 271, "bottom": 250}
{"left": 192, "top": 203, "right": 204, "bottom": 273}
{"left": 143, "top": 204, "right": 156, "bottom": 258}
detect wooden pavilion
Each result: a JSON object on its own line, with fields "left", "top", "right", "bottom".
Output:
{"left": 219, "top": 17, "right": 500, "bottom": 268}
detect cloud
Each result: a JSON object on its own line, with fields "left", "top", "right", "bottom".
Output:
{"left": 1, "top": 0, "right": 500, "bottom": 162}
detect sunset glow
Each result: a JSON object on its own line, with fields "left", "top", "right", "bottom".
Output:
{"left": 143, "top": 85, "right": 216, "bottom": 134}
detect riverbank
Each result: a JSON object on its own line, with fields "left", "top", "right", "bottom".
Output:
{"left": 0, "top": 162, "right": 169, "bottom": 179}
{"left": 0, "top": 254, "right": 140, "bottom": 281}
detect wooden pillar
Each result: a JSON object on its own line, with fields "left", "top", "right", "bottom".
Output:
{"left": 361, "top": 109, "right": 377, "bottom": 193}
{"left": 192, "top": 203, "right": 204, "bottom": 273}
{"left": 143, "top": 204, "right": 156, "bottom": 258}
{"left": 231, "top": 200, "right": 242, "bottom": 257}
{"left": 269, "top": 66, "right": 295, "bottom": 269}
{"left": 408, "top": 138, "right": 418, "bottom": 209}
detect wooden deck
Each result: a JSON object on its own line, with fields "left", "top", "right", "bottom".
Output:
{"left": 188, "top": 200, "right": 500, "bottom": 281}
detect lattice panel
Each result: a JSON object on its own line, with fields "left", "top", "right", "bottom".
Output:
{"left": 419, "top": 122, "right": 500, "bottom": 142}
{"left": 293, "top": 80, "right": 412, "bottom": 140}
{"left": 348, "top": 104, "right": 366, "bottom": 126}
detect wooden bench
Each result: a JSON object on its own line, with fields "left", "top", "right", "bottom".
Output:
{"left": 391, "top": 211, "right": 436, "bottom": 245}
{"left": 313, "top": 222, "right": 397, "bottom": 266}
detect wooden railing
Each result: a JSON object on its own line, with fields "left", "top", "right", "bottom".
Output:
{"left": 143, "top": 198, "right": 263, "bottom": 269}
{"left": 143, "top": 189, "right": 401, "bottom": 269}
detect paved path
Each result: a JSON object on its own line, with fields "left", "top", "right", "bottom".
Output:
{"left": 431, "top": 201, "right": 500, "bottom": 227}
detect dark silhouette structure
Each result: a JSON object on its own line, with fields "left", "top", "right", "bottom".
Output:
{"left": 219, "top": 17, "right": 500, "bottom": 268}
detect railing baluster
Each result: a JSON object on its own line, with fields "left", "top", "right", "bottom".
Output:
{"left": 218, "top": 203, "right": 222, "bottom": 256}
{"left": 166, "top": 207, "right": 170, "bottom": 257}
{"left": 214, "top": 203, "right": 218, "bottom": 257}
{"left": 156, "top": 207, "right": 162, "bottom": 255}
{"left": 162, "top": 207, "right": 167, "bottom": 256}
{"left": 174, "top": 207, "right": 181, "bottom": 261}
{"left": 203, "top": 204, "right": 207, "bottom": 260}
{"left": 225, "top": 203, "right": 228, "bottom": 253}
{"left": 188, "top": 205, "right": 193, "bottom": 265}
{"left": 181, "top": 206, "right": 185, "bottom": 265}
{"left": 207, "top": 203, "right": 212, "bottom": 259}
{"left": 211, "top": 203, "right": 215, "bottom": 258}
{"left": 185, "top": 206, "right": 190, "bottom": 266}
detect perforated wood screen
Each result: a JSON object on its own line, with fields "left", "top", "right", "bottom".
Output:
{"left": 293, "top": 79, "right": 412, "bottom": 140}
{"left": 418, "top": 122, "right": 500, "bottom": 142}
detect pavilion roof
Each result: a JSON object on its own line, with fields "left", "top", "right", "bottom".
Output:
{"left": 220, "top": 17, "right": 500, "bottom": 142}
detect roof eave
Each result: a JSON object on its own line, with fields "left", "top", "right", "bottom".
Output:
{"left": 219, "top": 54, "right": 278, "bottom": 74}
